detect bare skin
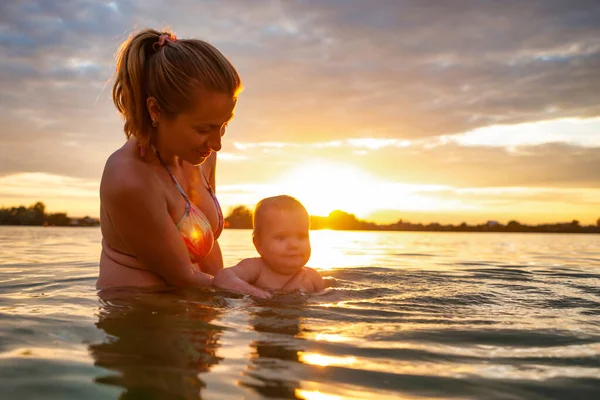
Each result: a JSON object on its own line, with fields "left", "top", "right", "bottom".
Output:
{"left": 213, "top": 209, "right": 325, "bottom": 298}
{"left": 214, "top": 257, "right": 325, "bottom": 297}
{"left": 97, "top": 90, "right": 233, "bottom": 290}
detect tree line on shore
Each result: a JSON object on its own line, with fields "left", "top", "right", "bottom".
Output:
{"left": 2, "top": 202, "right": 599, "bottom": 233}
{"left": 0, "top": 202, "right": 99, "bottom": 226}
{"left": 225, "top": 206, "right": 600, "bottom": 234}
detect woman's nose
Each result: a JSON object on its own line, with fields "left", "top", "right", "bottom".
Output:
{"left": 208, "top": 131, "right": 222, "bottom": 152}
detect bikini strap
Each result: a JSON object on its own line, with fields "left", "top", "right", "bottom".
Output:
{"left": 199, "top": 167, "right": 224, "bottom": 238}
{"left": 151, "top": 146, "right": 192, "bottom": 213}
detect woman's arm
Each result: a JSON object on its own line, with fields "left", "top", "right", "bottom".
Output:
{"left": 213, "top": 258, "right": 271, "bottom": 298}
{"left": 101, "top": 159, "right": 212, "bottom": 287}
{"left": 200, "top": 151, "right": 224, "bottom": 275}
{"left": 201, "top": 240, "right": 224, "bottom": 276}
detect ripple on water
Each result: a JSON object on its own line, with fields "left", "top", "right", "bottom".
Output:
{"left": 1, "top": 228, "right": 600, "bottom": 399}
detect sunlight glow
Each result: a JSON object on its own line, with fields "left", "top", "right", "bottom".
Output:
{"left": 309, "top": 245, "right": 364, "bottom": 270}
{"left": 0, "top": 347, "right": 92, "bottom": 364}
{"left": 296, "top": 390, "right": 342, "bottom": 400}
{"left": 273, "top": 161, "right": 455, "bottom": 217}
{"left": 298, "top": 352, "right": 357, "bottom": 367}
{"left": 296, "top": 385, "right": 405, "bottom": 400}
{"left": 0, "top": 173, "right": 98, "bottom": 198}
{"left": 447, "top": 117, "right": 600, "bottom": 148}
{"left": 298, "top": 350, "right": 480, "bottom": 378}
{"left": 218, "top": 152, "right": 248, "bottom": 162}
{"left": 308, "top": 231, "right": 379, "bottom": 270}
{"left": 314, "top": 333, "right": 351, "bottom": 343}
{"left": 0, "top": 172, "right": 99, "bottom": 217}
{"left": 347, "top": 138, "right": 408, "bottom": 149}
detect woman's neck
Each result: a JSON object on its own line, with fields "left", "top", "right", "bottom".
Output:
{"left": 149, "top": 136, "right": 182, "bottom": 168}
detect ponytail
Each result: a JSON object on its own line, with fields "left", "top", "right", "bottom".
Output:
{"left": 112, "top": 28, "right": 242, "bottom": 146}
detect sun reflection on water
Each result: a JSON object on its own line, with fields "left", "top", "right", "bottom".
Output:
{"left": 298, "top": 352, "right": 357, "bottom": 367}
{"left": 295, "top": 389, "right": 343, "bottom": 400}
{"left": 2, "top": 227, "right": 600, "bottom": 399}
{"left": 308, "top": 230, "right": 379, "bottom": 270}
{"left": 296, "top": 384, "right": 409, "bottom": 400}
{"left": 314, "top": 333, "right": 351, "bottom": 343}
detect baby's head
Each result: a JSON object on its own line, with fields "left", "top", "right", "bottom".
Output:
{"left": 252, "top": 195, "right": 311, "bottom": 275}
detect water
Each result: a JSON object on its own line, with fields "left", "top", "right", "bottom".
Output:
{"left": 1, "top": 227, "right": 600, "bottom": 399}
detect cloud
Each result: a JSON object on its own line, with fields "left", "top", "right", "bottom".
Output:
{"left": 446, "top": 117, "right": 600, "bottom": 148}
{"left": 224, "top": 0, "right": 600, "bottom": 141}
{"left": 218, "top": 134, "right": 600, "bottom": 188}
{"left": 0, "top": 172, "right": 99, "bottom": 216}
{"left": 0, "top": 172, "right": 98, "bottom": 198}
{"left": 1, "top": 0, "right": 600, "bottom": 218}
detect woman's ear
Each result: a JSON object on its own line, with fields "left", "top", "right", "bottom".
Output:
{"left": 146, "top": 97, "right": 161, "bottom": 121}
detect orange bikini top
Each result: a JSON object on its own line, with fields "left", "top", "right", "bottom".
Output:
{"left": 152, "top": 146, "right": 224, "bottom": 261}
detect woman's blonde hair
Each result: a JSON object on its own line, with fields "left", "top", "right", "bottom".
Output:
{"left": 112, "top": 28, "right": 242, "bottom": 146}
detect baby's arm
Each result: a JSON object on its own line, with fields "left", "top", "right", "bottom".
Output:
{"left": 213, "top": 258, "right": 272, "bottom": 299}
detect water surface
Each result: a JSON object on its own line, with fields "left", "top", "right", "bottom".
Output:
{"left": 1, "top": 227, "right": 599, "bottom": 399}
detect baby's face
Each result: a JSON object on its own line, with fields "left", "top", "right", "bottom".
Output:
{"left": 254, "top": 209, "right": 311, "bottom": 275}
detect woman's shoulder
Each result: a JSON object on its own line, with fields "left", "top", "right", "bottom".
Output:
{"left": 104, "top": 140, "right": 141, "bottom": 168}
{"left": 101, "top": 141, "right": 158, "bottom": 200}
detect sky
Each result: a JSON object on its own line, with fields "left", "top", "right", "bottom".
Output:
{"left": 1, "top": 0, "right": 600, "bottom": 225}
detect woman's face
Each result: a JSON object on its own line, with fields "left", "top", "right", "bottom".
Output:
{"left": 156, "top": 90, "right": 236, "bottom": 165}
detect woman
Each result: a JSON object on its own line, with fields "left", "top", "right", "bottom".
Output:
{"left": 97, "top": 28, "right": 262, "bottom": 293}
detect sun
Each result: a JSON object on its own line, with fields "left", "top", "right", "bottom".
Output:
{"left": 271, "top": 161, "right": 458, "bottom": 218}
{"left": 272, "top": 161, "right": 377, "bottom": 217}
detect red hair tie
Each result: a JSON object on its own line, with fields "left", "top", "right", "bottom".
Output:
{"left": 154, "top": 34, "right": 177, "bottom": 50}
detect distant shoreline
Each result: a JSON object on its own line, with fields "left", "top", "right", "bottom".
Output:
{"left": 2, "top": 202, "right": 599, "bottom": 233}
{"left": 1, "top": 225, "right": 599, "bottom": 234}
{"left": 224, "top": 206, "right": 600, "bottom": 234}
{"left": 0, "top": 202, "right": 99, "bottom": 227}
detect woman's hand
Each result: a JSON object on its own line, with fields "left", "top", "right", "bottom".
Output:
{"left": 213, "top": 268, "right": 272, "bottom": 299}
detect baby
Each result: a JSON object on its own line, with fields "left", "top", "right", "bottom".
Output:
{"left": 213, "top": 195, "right": 324, "bottom": 298}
